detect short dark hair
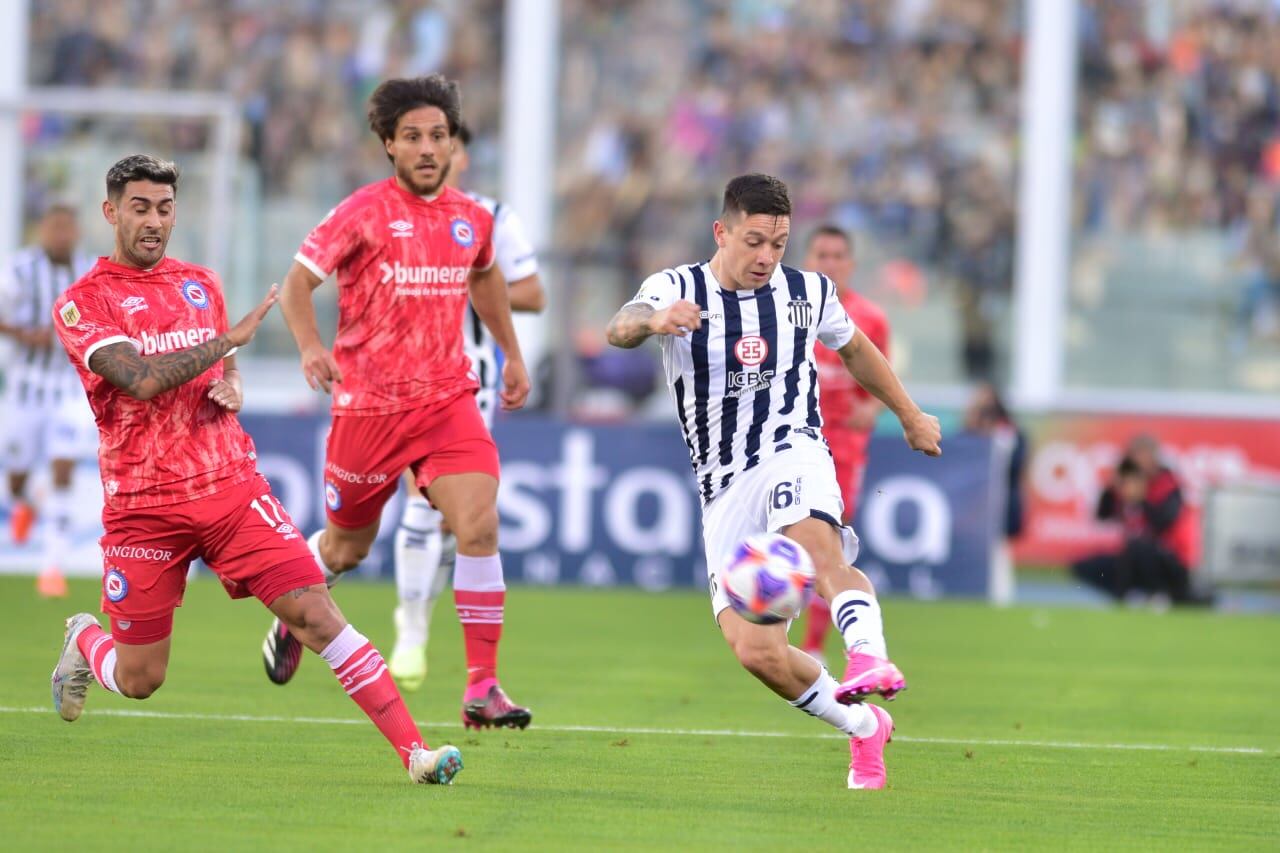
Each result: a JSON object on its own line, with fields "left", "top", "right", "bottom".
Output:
{"left": 722, "top": 173, "right": 791, "bottom": 220}
{"left": 456, "top": 121, "right": 473, "bottom": 147}
{"left": 806, "top": 223, "right": 854, "bottom": 254}
{"left": 105, "top": 154, "right": 179, "bottom": 200}
{"left": 367, "top": 75, "right": 463, "bottom": 145}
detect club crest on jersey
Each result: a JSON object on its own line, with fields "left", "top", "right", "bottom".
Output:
{"left": 105, "top": 568, "right": 128, "bottom": 602}
{"left": 450, "top": 218, "right": 475, "bottom": 248}
{"left": 59, "top": 301, "right": 81, "bottom": 327}
{"left": 734, "top": 335, "right": 769, "bottom": 367}
{"left": 181, "top": 280, "right": 210, "bottom": 310}
{"left": 324, "top": 481, "right": 342, "bottom": 511}
{"left": 787, "top": 299, "right": 813, "bottom": 327}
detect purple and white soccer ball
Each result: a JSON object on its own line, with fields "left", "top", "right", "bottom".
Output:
{"left": 722, "top": 532, "right": 816, "bottom": 624}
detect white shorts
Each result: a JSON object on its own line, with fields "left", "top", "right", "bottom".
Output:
{"left": 1, "top": 392, "right": 96, "bottom": 469}
{"left": 702, "top": 443, "right": 860, "bottom": 618}
{"left": 48, "top": 392, "right": 99, "bottom": 461}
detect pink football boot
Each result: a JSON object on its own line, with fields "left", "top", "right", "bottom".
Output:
{"left": 835, "top": 651, "right": 907, "bottom": 704}
{"left": 848, "top": 703, "right": 894, "bottom": 789}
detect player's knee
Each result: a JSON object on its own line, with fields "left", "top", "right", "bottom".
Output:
{"left": 116, "top": 665, "right": 166, "bottom": 699}
{"left": 327, "top": 539, "right": 369, "bottom": 573}
{"left": 732, "top": 641, "right": 788, "bottom": 682}
{"left": 451, "top": 507, "right": 498, "bottom": 553}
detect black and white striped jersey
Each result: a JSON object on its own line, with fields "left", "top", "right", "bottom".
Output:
{"left": 628, "top": 262, "right": 857, "bottom": 506}
{"left": 1, "top": 247, "right": 94, "bottom": 406}
{"left": 462, "top": 191, "right": 539, "bottom": 395}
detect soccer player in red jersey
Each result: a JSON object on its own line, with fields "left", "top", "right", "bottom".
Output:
{"left": 48, "top": 154, "right": 462, "bottom": 785}
{"left": 801, "top": 225, "right": 892, "bottom": 665}
{"left": 258, "top": 76, "right": 534, "bottom": 730}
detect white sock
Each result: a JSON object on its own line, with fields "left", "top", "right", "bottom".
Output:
{"left": 789, "top": 668, "right": 878, "bottom": 738}
{"left": 830, "top": 590, "right": 888, "bottom": 659}
{"left": 393, "top": 497, "right": 442, "bottom": 649}
{"left": 319, "top": 624, "right": 367, "bottom": 669}
{"left": 308, "top": 530, "right": 341, "bottom": 587}
{"left": 428, "top": 532, "right": 456, "bottom": 603}
{"left": 98, "top": 648, "right": 120, "bottom": 693}
{"left": 43, "top": 485, "right": 73, "bottom": 568}
{"left": 88, "top": 632, "right": 120, "bottom": 693}
{"left": 453, "top": 551, "right": 505, "bottom": 592}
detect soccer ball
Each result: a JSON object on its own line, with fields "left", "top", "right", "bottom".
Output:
{"left": 721, "top": 533, "right": 816, "bottom": 624}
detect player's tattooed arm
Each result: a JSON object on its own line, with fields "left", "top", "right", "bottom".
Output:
{"left": 606, "top": 303, "right": 656, "bottom": 348}
{"left": 90, "top": 336, "right": 236, "bottom": 401}
{"left": 606, "top": 299, "right": 702, "bottom": 348}
{"left": 89, "top": 284, "right": 279, "bottom": 401}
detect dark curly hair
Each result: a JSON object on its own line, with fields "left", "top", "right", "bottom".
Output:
{"left": 368, "top": 75, "right": 463, "bottom": 152}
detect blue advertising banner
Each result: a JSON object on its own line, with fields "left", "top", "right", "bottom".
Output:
{"left": 238, "top": 414, "right": 997, "bottom": 599}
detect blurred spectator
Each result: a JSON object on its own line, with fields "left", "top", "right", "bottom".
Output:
{"left": 1230, "top": 187, "right": 1280, "bottom": 349}
{"left": 961, "top": 381, "right": 1026, "bottom": 605}
{"left": 962, "top": 382, "right": 1026, "bottom": 540}
{"left": 1071, "top": 434, "right": 1210, "bottom": 607}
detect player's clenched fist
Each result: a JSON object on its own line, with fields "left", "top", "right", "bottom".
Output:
{"left": 903, "top": 410, "right": 942, "bottom": 457}
{"left": 647, "top": 299, "right": 702, "bottom": 337}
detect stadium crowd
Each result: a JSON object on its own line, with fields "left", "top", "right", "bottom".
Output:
{"left": 1076, "top": 0, "right": 1280, "bottom": 348}
{"left": 21, "top": 0, "right": 1280, "bottom": 395}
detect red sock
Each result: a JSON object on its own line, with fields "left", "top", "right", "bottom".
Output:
{"left": 803, "top": 596, "right": 831, "bottom": 653}
{"left": 325, "top": 627, "right": 424, "bottom": 767}
{"left": 76, "top": 623, "right": 119, "bottom": 693}
{"left": 454, "top": 589, "right": 503, "bottom": 690}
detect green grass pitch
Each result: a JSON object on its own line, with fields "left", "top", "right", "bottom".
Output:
{"left": 1, "top": 576, "right": 1277, "bottom": 850}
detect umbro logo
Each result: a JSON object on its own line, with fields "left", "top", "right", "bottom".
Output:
{"left": 388, "top": 220, "right": 414, "bottom": 238}
{"left": 120, "top": 296, "right": 148, "bottom": 315}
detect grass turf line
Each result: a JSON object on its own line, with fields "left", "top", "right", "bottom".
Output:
{"left": 1, "top": 577, "right": 1277, "bottom": 850}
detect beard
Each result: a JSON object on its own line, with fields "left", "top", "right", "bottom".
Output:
{"left": 397, "top": 158, "right": 451, "bottom": 196}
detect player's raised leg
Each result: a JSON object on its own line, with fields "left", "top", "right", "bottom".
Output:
{"left": 266, "top": 582, "right": 461, "bottom": 784}
{"left": 717, "top": 609, "right": 890, "bottom": 788}
{"left": 427, "top": 470, "right": 530, "bottom": 730}
{"left": 782, "top": 516, "right": 905, "bottom": 704}
{"left": 390, "top": 475, "right": 444, "bottom": 691}
{"left": 52, "top": 612, "right": 174, "bottom": 720}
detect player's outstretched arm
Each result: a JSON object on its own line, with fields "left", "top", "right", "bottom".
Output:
{"left": 89, "top": 285, "right": 278, "bottom": 401}
{"left": 606, "top": 300, "right": 702, "bottom": 348}
{"left": 837, "top": 329, "right": 941, "bottom": 456}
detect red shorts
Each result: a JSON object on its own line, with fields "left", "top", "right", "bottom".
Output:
{"left": 98, "top": 473, "right": 323, "bottom": 642}
{"left": 323, "top": 391, "right": 499, "bottom": 529}
{"left": 828, "top": 432, "right": 871, "bottom": 523}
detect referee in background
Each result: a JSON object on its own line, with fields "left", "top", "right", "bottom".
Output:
{"left": 0, "top": 199, "right": 95, "bottom": 596}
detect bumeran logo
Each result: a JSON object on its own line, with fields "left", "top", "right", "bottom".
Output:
{"left": 379, "top": 261, "right": 470, "bottom": 286}
{"left": 138, "top": 327, "right": 218, "bottom": 355}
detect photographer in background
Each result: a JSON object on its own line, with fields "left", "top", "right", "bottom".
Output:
{"left": 1071, "top": 435, "right": 1209, "bottom": 607}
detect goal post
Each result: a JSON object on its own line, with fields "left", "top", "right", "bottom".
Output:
{"left": 0, "top": 86, "right": 241, "bottom": 278}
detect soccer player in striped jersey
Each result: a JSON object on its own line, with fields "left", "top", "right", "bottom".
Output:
{"left": 0, "top": 201, "right": 96, "bottom": 596}
{"left": 605, "top": 174, "right": 941, "bottom": 789}
{"left": 389, "top": 122, "right": 546, "bottom": 696}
